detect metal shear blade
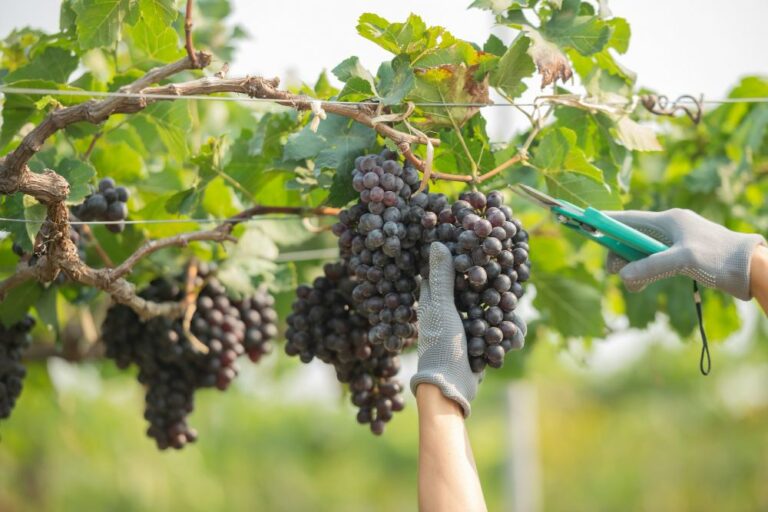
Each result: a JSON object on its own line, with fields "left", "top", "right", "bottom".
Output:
{"left": 511, "top": 184, "right": 564, "bottom": 208}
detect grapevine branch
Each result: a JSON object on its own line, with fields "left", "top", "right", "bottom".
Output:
{"left": 184, "top": 0, "right": 199, "bottom": 68}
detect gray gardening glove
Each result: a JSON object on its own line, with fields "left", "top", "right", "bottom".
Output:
{"left": 605, "top": 209, "right": 766, "bottom": 301}
{"left": 411, "top": 242, "right": 481, "bottom": 418}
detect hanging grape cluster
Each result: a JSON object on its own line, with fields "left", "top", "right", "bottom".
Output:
{"left": 72, "top": 177, "right": 130, "bottom": 233}
{"left": 287, "top": 149, "right": 531, "bottom": 435}
{"left": 0, "top": 315, "right": 35, "bottom": 420}
{"left": 102, "top": 264, "right": 278, "bottom": 450}
{"left": 285, "top": 261, "right": 404, "bottom": 434}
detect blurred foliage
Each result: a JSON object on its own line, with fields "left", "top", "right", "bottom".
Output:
{"left": 2, "top": 323, "right": 768, "bottom": 511}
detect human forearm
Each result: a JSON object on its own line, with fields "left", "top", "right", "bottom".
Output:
{"left": 750, "top": 245, "right": 768, "bottom": 313}
{"left": 416, "top": 384, "right": 487, "bottom": 512}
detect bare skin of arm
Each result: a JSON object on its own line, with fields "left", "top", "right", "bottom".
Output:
{"left": 416, "top": 384, "right": 487, "bottom": 512}
{"left": 751, "top": 245, "right": 768, "bottom": 314}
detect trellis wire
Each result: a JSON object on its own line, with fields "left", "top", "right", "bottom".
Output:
{"left": 0, "top": 216, "right": 330, "bottom": 226}
{"left": 0, "top": 86, "right": 766, "bottom": 108}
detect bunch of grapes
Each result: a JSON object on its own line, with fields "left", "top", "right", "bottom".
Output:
{"left": 72, "top": 177, "right": 130, "bottom": 233}
{"left": 102, "top": 264, "right": 279, "bottom": 450}
{"left": 333, "top": 149, "right": 441, "bottom": 353}
{"left": 422, "top": 190, "right": 530, "bottom": 371}
{"left": 0, "top": 315, "right": 35, "bottom": 420}
{"left": 285, "top": 262, "right": 405, "bottom": 435}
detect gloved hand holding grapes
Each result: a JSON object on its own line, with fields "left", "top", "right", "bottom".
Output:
{"left": 411, "top": 242, "right": 482, "bottom": 417}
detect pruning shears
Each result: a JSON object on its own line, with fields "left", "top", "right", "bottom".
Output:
{"left": 512, "top": 184, "right": 715, "bottom": 375}
{"left": 511, "top": 184, "right": 669, "bottom": 261}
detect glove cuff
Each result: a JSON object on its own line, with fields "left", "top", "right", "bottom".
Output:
{"left": 724, "top": 234, "right": 766, "bottom": 301}
{"left": 411, "top": 372, "right": 474, "bottom": 418}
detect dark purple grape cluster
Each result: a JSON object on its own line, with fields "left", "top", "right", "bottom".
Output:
{"left": 102, "top": 264, "right": 278, "bottom": 450}
{"left": 424, "top": 190, "right": 530, "bottom": 371}
{"left": 0, "top": 315, "right": 34, "bottom": 420}
{"left": 285, "top": 262, "right": 404, "bottom": 435}
{"left": 333, "top": 149, "right": 443, "bottom": 353}
{"left": 72, "top": 177, "right": 130, "bottom": 233}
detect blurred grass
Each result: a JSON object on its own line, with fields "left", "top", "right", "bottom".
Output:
{"left": 2, "top": 331, "right": 768, "bottom": 511}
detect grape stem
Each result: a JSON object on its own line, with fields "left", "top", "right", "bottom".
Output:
{"left": 184, "top": 0, "right": 200, "bottom": 69}
{"left": 400, "top": 99, "right": 549, "bottom": 186}
{"left": 180, "top": 259, "right": 210, "bottom": 354}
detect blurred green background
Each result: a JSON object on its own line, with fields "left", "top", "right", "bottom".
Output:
{"left": 2, "top": 311, "right": 768, "bottom": 512}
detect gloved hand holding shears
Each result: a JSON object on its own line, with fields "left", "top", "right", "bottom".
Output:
{"left": 513, "top": 184, "right": 768, "bottom": 373}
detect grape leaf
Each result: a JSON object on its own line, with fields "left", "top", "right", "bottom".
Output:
{"left": 483, "top": 34, "right": 507, "bottom": 57}
{"left": 285, "top": 114, "right": 376, "bottom": 172}
{"left": 139, "top": 102, "right": 189, "bottom": 160}
{"left": 133, "top": 0, "right": 177, "bottom": 32}
{"left": 35, "top": 286, "right": 60, "bottom": 333}
{"left": 376, "top": 55, "right": 415, "bottom": 105}
{"left": 356, "top": 13, "right": 437, "bottom": 56}
{"left": 434, "top": 115, "right": 495, "bottom": 175}
{"left": 545, "top": 171, "right": 621, "bottom": 209}
{"left": 533, "top": 127, "right": 603, "bottom": 181}
{"left": 606, "top": 18, "right": 630, "bottom": 54}
{"left": 57, "top": 158, "right": 97, "bottom": 204}
{"left": 0, "top": 194, "right": 32, "bottom": 251}
{"left": 125, "top": 23, "right": 183, "bottom": 63}
{"left": 327, "top": 165, "right": 357, "bottom": 207}
{"left": 332, "top": 56, "right": 376, "bottom": 86}
{"left": 337, "top": 76, "right": 375, "bottom": 102}
{"left": 72, "top": 0, "right": 135, "bottom": 50}
{"left": 490, "top": 35, "right": 535, "bottom": 99}
{"left": 409, "top": 64, "right": 488, "bottom": 128}
{"left": 534, "top": 269, "right": 604, "bottom": 337}
{"left": 0, "top": 281, "right": 42, "bottom": 327}
{"left": 4, "top": 46, "right": 78, "bottom": 83}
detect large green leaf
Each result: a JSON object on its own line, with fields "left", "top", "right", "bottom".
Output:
{"left": 284, "top": 114, "right": 376, "bottom": 172}
{"left": 332, "top": 56, "right": 376, "bottom": 87}
{"left": 376, "top": 55, "right": 415, "bottom": 105}
{"left": 490, "top": 36, "right": 535, "bottom": 99}
{"left": 356, "top": 13, "right": 442, "bottom": 56}
{"left": 0, "top": 194, "right": 32, "bottom": 251}
{"left": 72, "top": 0, "right": 135, "bottom": 50}
{"left": 336, "top": 77, "right": 375, "bottom": 102}
{"left": 4, "top": 46, "right": 78, "bottom": 83}
{"left": 434, "top": 115, "right": 495, "bottom": 175}
{"left": 534, "top": 269, "right": 605, "bottom": 337}
{"left": 0, "top": 80, "right": 84, "bottom": 149}
{"left": 57, "top": 157, "right": 97, "bottom": 204}
{"left": 0, "top": 281, "right": 42, "bottom": 327}
{"left": 545, "top": 171, "right": 621, "bottom": 209}
{"left": 533, "top": 127, "right": 603, "bottom": 181}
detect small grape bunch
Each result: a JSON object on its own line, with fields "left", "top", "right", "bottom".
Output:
{"left": 429, "top": 190, "right": 530, "bottom": 372}
{"left": 72, "top": 177, "right": 130, "bottom": 233}
{"left": 102, "top": 264, "right": 280, "bottom": 450}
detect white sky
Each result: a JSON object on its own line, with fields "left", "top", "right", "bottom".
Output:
{"left": 2, "top": 0, "right": 767, "bottom": 97}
